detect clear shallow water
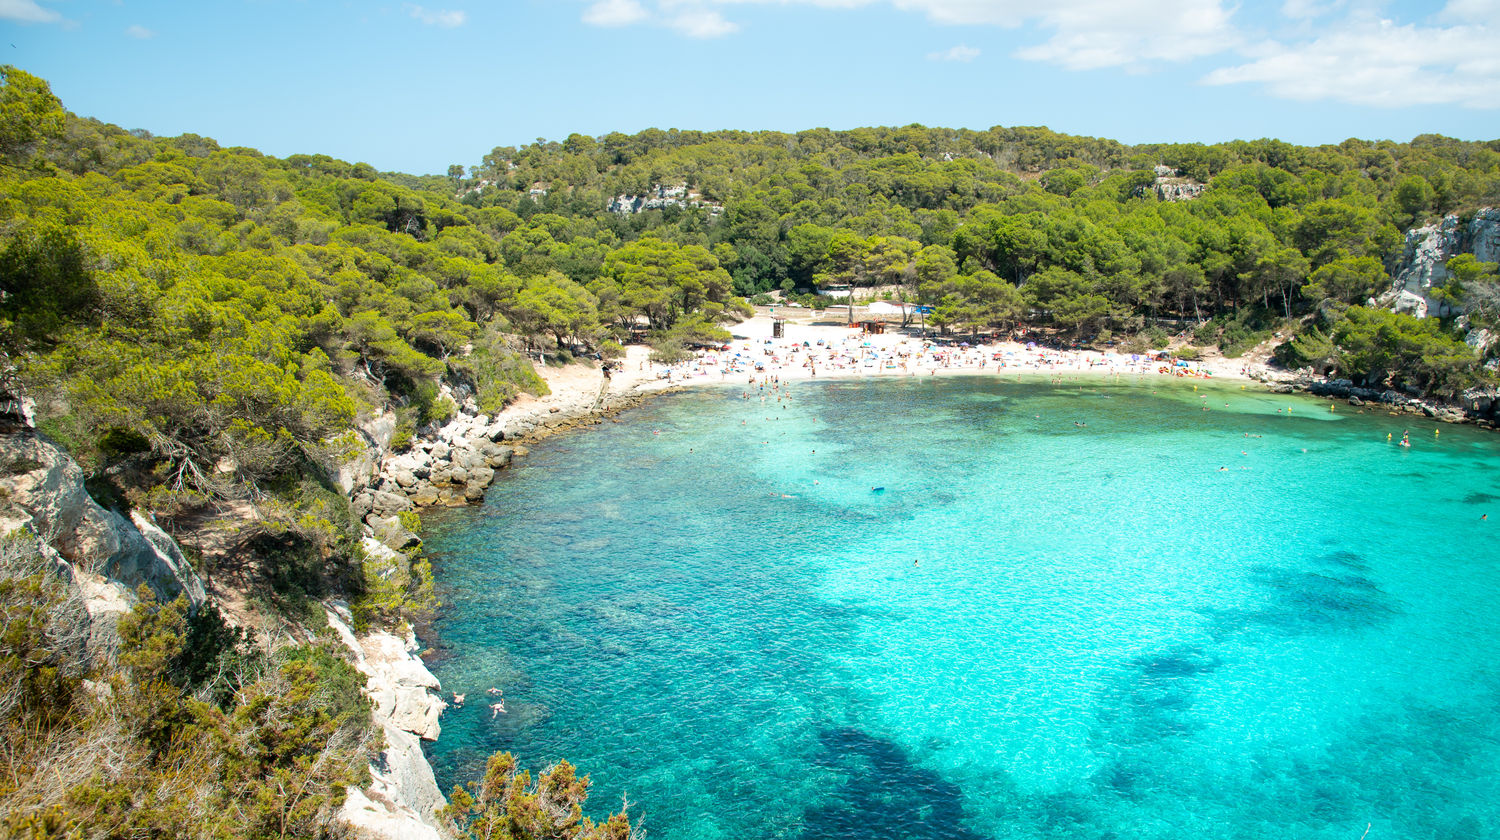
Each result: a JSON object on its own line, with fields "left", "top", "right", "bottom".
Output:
{"left": 423, "top": 376, "right": 1500, "bottom": 840}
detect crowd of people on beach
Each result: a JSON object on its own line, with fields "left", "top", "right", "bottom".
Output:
{"left": 653, "top": 326, "right": 1223, "bottom": 384}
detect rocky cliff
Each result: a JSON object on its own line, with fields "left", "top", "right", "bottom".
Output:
{"left": 328, "top": 604, "right": 449, "bottom": 840}
{"left": 0, "top": 428, "right": 206, "bottom": 639}
{"left": 1380, "top": 207, "right": 1500, "bottom": 334}
{"left": 0, "top": 419, "right": 455, "bottom": 839}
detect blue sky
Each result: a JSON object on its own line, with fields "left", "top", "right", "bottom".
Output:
{"left": 5, "top": 0, "right": 1498, "bottom": 175}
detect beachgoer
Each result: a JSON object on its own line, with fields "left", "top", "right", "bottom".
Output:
{"left": 491, "top": 701, "right": 506, "bottom": 718}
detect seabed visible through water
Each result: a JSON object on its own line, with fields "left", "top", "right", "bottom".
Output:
{"left": 423, "top": 376, "right": 1500, "bottom": 840}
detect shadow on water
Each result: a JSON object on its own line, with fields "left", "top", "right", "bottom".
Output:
{"left": 801, "top": 727, "right": 991, "bottom": 840}
{"left": 1223, "top": 690, "right": 1500, "bottom": 839}
{"left": 1205, "top": 551, "right": 1399, "bottom": 639}
{"left": 1089, "top": 646, "right": 1222, "bottom": 797}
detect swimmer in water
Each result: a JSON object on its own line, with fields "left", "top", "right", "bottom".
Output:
{"left": 491, "top": 701, "right": 506, "bottom": 718}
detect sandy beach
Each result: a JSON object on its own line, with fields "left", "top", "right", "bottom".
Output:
{"left": 650, "top": 313, "right": 1266, "bottom": 388}
{"left": 509, "top": 313, "right": 1277, "bottom": 426}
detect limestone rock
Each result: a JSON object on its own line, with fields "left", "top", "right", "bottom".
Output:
{"left": 467, "top": 466, "right": 495, "bottom": 487}
{"left": 485, "top": 446, "right": 514, "bottom": 469}
{"left": 128, "top": 511, "right": 207, "bottom": 606}
{"left": 326, "top": 606, "right": 447, "bottom": 838}
{"left": 351, "top": 492, "right": 375, "bottom": 521}
{"left": 370, "top": 491, "right": 413, "bottom": 518}
{"left": 369, "top": 516, "right": 421, "bottom": 552}
{"left": 340, "top": 726, "right": 445, "bottom": 840}
{"left": 408, "top": 484, "right": 440, "bottom": 508}
{"left": 0, "top": 431, "right": 203, "bottom": 607}
{"left": 1381, "top": 207, "right": 1500, "bottom": 324}
{"left": 455, "top": 448, "right": 485, "bottom": 470}
{"left": 338, "top": 411, "right": 397, "bottom": 495}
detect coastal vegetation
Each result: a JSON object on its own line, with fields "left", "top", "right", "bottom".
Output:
{"left": 1, "top": 60, "right": 1498, "bottom": 835}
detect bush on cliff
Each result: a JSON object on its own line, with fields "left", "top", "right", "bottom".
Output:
{"left": 0, "top": 538, "right": 374, "bottom": 839}
{"left": 442, "top": 751, "right": 638, "bottom": 840}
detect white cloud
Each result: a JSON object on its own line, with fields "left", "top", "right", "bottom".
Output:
{"left": 570, "top": 0, "right": 1499, "bottom": 105}
{"left": 125, "top": 24, "right": 154, "bottom": 39}
{"left": 1438, "top": 0, "right": 1500, "bottom": 23}
{"left": 666, "top": 8, "right": 739, "bottom": 36}
{"left": 1279, "top": 0, "right": 1344, "bottom": 19}
{"left": 927, "top": 44, "right": 980, "bottom": 61}
{"left": 1009, "top": 0, "right": 1239, "bottom": 70}
{"left": 583, "top": 0, "right": 649, "bottom": 26}
{"left": 407, "top": 5, "right": 467, "bottom": 27}
{"left": 0, "top": 0, "right": 60, "bottom": 24}
{"left": 1202, "top": 16, "right": 1500, "bottom": 108}
{"left": 582, "top": 0, "right": 1238, "bottom": 68}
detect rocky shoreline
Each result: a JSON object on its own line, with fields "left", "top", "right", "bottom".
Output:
{"left": 1261, "top": 376, "right": 1499, "bottom": 428}
{"left": 332, "top": 361, "right": 669, "bottom": 838}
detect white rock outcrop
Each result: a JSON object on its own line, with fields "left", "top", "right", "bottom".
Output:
{"left": 1381, "top": 207, "right": 1500, "bottom": 320}
{"left": 0, "top": 430, "right": 205, "bottom": 614}
{"left": 339, "top": 411, "right": 398, "bottom": 495}
{"left": 327, "top": 604, "right": 448, "bottom": 839}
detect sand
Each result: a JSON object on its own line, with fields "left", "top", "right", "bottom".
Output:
{"left": 514, "top": 315, "right": 1276, "bottom": 423}
{"left": 657, "top": 314, "right": 1267, "bottom": 387}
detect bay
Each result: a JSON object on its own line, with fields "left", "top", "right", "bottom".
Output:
{"left": 423, "top": 376, "right": 1500, "bottom": 840}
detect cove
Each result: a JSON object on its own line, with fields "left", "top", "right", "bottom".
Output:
{"left": 422, "top": 376, "right": 1500, "bottom": 840}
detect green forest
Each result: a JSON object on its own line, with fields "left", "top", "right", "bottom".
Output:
{"left": 2, "top": 62, "right": 1499, "bottom": 837}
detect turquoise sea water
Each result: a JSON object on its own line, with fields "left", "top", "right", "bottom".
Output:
{"left": 422, "top": 376, "right": 1500, "bottom": 840}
